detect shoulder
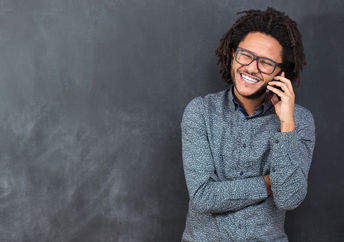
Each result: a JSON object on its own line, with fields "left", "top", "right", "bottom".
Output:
{"left": 181, "top": 89, "right": 228, "bottom": 123}
{"left": 203, "top": 89, "right": 228, "bottom": 108}
{"left": 183, "top": 89, "right": 228, "bottom": 112}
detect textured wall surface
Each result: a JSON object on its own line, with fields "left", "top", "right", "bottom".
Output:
{"left": 0, "top": 0, "right": 343, "bottom": 241}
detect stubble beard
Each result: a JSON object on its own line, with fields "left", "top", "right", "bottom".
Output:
{"left": 231, "top": 68, "right": 268, "bottom": 100}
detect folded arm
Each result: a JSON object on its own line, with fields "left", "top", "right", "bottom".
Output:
{"left": 268, "top": 110, "right": 316, "bottom": 210}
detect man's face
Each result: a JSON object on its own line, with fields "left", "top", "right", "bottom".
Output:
{"left": 231, "top": 32, "right": 283, "bottom": 100}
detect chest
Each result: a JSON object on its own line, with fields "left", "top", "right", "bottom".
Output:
{"left": 205, "top": 111, "right": 280, "bottom": 180}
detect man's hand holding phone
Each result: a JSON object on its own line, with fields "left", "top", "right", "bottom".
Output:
{"left": 266, "top": 72, "right": 296, "bottom": 132}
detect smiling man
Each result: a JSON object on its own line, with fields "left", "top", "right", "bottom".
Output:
{"left": 181, "top": 8, "right": 316, "bottom": 241}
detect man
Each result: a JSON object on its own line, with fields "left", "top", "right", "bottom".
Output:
{"left": 181, "top": 7, "right": 315, "bottom": 241}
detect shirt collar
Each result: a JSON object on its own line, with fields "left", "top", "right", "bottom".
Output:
{"left": 227, "top": 83, "right": 273, "bottom": 117}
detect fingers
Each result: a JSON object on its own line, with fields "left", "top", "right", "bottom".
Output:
{"left": 268, "top": 80, "right": 291, "bottom": 96}
{"left": 273, "top": 72, "right": 293, "bottom": 92}
{"left": 268, "top": 72, "right": 295, "bottom": 97}
{"left": 266, "top": 85, "right": 285, "bottom": 99}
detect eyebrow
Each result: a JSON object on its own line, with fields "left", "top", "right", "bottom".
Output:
{"left": 237, "top": 47, "right": 282, "bottom": 64}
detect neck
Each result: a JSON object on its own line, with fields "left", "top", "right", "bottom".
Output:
{"left": 233, "top": 88, "right": 266, "bottom": 115}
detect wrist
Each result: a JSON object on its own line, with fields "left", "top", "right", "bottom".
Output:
{"left": 280, "top": 120, "right": 295, "bottom": 132}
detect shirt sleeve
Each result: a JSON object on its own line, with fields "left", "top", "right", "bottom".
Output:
{"left": 268, "top": 108, "right": 316, "bottom": 210}
{"left": 181, "top": 97, "right": 268, "bottom": 214}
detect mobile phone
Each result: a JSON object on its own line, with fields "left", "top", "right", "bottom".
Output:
{"left": 266, "top": 71, "right": 284, "bottom": 101}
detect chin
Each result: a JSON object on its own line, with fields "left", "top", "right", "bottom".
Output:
{"left": 233, "top": 76, "right": 267, "bottom": 99}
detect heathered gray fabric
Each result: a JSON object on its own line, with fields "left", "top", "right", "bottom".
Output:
{"left": 181, "top": 84, "right": 316, "bottom": 241}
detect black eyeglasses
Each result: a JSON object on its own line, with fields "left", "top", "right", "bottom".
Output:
{"left": 235, "top": 47, "right": 283, "bottom": 74}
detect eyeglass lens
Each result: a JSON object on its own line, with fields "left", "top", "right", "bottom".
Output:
{"left": 236, "top": 49, "right": 276, "bottom": 74}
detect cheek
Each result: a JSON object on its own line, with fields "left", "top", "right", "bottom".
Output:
{"left": 262, "top": 74, "right": 274, "bottom": 83}
{"left": 231, "top": 61, "right": 242, "bottom": 72}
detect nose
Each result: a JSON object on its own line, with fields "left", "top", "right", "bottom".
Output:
{"left": 245, "top": 59, "right": 260, "bottom": 73}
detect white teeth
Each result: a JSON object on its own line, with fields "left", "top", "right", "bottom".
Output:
{"left": 241, "top": 74, "right": 258, "bottom": 83}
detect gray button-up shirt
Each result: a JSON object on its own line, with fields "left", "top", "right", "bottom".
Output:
{"left": 181, "top": 84, "right": 316, "bottom": 241}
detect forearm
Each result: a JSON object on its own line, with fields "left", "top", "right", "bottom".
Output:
{"left": 280, "top": 119, "right": 295, "bottom": 133}
{"left": 185, "top": 173, "right": 269, "bottom": 214}
{"left": 270, "top": 162, "right": 307, "bottom": 210}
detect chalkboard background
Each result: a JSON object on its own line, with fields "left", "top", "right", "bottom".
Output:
{"left": 0, "top": 0, "right": 343, "bottom": 241}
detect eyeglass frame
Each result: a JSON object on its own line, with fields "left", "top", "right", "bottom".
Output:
{"left": 234, "top": 47, "right": 283, "bottom": 74}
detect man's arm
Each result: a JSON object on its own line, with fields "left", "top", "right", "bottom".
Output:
{"left": 267, "top": 111, "right": 315, "bottom": 210}
{"left": 181, "top": 97, "right": 269, "bottom": 214}
{"left": 267, "top": 73, "right": 316, "bottom": 210}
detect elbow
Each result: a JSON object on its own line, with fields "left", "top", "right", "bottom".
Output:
{"left": 190, "top": 185, "right": 228, "bottom": 214}
{"left": 191, "top": 200, "right": 210, "bottom": 214}
{"left": 190, "top": 190, "right": 215, "bottom": 214}
{"left": 273, "top": 184, "right": 308, "bottom": 211}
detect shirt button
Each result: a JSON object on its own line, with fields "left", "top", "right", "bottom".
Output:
{"left": 240, "top": 171, "right": 244, "bottom": 176}
{"left": 238, "top": 224, "right": 242, "bottom": 229}
{"left": 243, "top": 143, "right": 246, "bottom": 148}
{"left": 275, "top": 140, "right": 279, "bottom": 144}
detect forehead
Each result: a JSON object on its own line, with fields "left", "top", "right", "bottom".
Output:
{"left": 238, "top": 32, "right": 283, "bottom": 62}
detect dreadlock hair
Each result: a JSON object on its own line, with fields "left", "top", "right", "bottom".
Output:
{"left": 215, "top": 7, "right": 305, "bottom": 89}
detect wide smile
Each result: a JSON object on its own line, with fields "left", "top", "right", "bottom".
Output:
{"left": 239, "top": 72, "right": 261, "bottom": 85}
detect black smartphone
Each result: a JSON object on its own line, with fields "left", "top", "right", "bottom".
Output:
{"left": 266, "top": 71, "right": 284, "bottom": 101}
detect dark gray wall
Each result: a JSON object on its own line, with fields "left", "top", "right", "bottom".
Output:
{"left": 0, "top": 0, "right": 343, "bottom": 241}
